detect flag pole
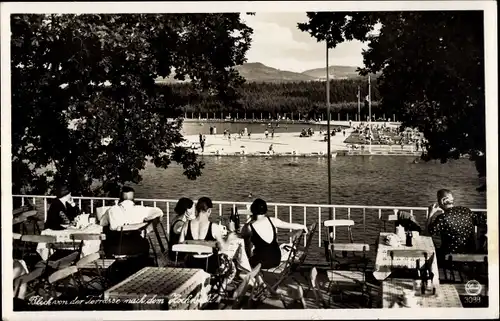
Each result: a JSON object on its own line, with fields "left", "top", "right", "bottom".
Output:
{"left": 368, "top": 75, "right": 372, "bottom": 153}
{"left": 326, "top": 41, "right": 332, "bottom": 219}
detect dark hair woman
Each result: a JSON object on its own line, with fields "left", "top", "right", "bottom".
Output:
{"left": 242, "top": 198, "right": 308, "bottom": 269}
{"left": 179, "top": 197, "right": 237, "bottom": 276}
{"left": 168, "top": 197, "right": 195, "bottom": 261}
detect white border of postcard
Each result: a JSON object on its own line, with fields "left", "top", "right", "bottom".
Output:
{"left": 1, "top": 1, "right": 498, "bottom": 320}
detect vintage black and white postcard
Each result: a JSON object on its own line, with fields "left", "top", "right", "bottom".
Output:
{"left": 1, "top": 1, "right": 498, "bottom": 320}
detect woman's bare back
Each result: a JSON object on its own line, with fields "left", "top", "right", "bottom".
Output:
{"left": 251, "top": 217, "right": 275, "bottom": 244}
{"left": 189, "top": 219, "right": 212, "bottom": 240}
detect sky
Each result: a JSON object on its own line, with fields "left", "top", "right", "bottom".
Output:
{"left": 241, "top": 12, "right": 369, "bottom": 73}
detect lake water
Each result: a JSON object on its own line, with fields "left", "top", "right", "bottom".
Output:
{"left": 132, "top": 121, "right": 485, "bottom": 244}
{"left": 135, "top": 156, "right": 485, "bottom": 209}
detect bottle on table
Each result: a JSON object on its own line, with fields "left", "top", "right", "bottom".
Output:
{"left": 406, "top": 230, "right": 413, "bottom": 247}
{"left": 234, "top": 208, "right": 240, "bottom": 232}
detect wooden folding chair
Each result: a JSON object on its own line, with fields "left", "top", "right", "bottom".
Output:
{"left": 291, "top": 223, "right": 318, "bottom": 289}
{"left": 444, "top": 254, "right": 488, "bottom": 284}
{"left": 114, "top": 222, "right": 153, "bottom": 261}
{"left": 13, "top": 265, "right": 45, "bottom": 299}
{"left": 74, "top": 252, "right": 110, "bottom": 292}
{"left": 47, "top": 266, "right": 81, "bottom": 300}
{"left": 71, "top": 233, "right": 114, "bottom": 271}
{"left": 324, "top": 220, "right": 371, "bottom": 306}
{"left": 13, "top": 215, "right": 29, "bottom": 235}
{"left": 229, "top": 263, "right": 262, "bottom": 309}
{"left": 250, "top": 229, "right": 305, "bottom": 307}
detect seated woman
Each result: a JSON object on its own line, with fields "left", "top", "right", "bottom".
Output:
{"left": 45, "top": 184, "right": 81, "bottom": 230}
{"left": 168, "top": 197, "right": 195, "bottom": 261}
{"left": 242, "top": 198, "right": 308, "bottom": 270}
{"left": 178, "top": 197, "right": 225, "bottom": 274}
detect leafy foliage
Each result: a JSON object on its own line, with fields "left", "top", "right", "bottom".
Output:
{"left": 299, "top": 11, "right": 486, "bottom": 178}
{"left": 11, "top": 14, "right": 252, "bottom": 196}
{"left": 168, "top": 78, "right": 385, "bottom": 119}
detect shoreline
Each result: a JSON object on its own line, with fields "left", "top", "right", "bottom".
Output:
{"left": 182, "top": 131, "right": 422, "bottom": 158}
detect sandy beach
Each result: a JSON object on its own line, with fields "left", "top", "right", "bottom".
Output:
{"left": 182, "top": 122, "right": 421, "bottom": 157}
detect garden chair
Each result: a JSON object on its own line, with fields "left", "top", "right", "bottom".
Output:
{"left": 47, "top": 266, "right": 82, "bottom": 302}
{"left": 444, "top": 253, "right": 488, "bottom": 284}
{"left": 74, "top": 252, "right": 110, "bottom": 293}
{"left": 71, "top": 233, "right": 113, "bottom": 289}
{"left": 250, "top": 229, "right": 305, "bottom": 307}
{"left": 13, "top": 265, "right": 45, "bottom": 305}
{"left": 223, "top": 263, "right": 262, "bottom": 309}
{"left": 324, "top": 219, "right": 371, "bottom": 307}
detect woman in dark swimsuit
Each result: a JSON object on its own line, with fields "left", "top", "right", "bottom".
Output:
{"left": 242, "top": 198, "right": 308, "bottom": 270}
{"left": 179, "top": 197, "right": 228, "bottom": 274}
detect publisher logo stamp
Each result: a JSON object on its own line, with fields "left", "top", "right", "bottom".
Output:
{"left": 465, "top": 280, "right": 482, "bottom": 296}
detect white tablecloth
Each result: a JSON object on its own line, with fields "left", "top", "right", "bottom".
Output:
{"left": 373, "top": 233, "right": 439, "bottom": 282}
{"left": 36, "top": 224, "right": 103, "bottom": 260}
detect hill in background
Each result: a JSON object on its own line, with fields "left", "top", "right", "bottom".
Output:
{"left": 156, "top": 62, "right": 374, "bottom": 84}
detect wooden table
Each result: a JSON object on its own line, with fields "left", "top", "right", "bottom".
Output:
{"left": 382, "top": 278, "right": 463, "bottom": 308}
{"left": 104, "top": 267, "right": 211, "bottom": 310}
{"left": 36, "top": 224, "right": 103, "bottom": 260}
{"left": 373, "top": 233, "right": 439, "bottom": 282}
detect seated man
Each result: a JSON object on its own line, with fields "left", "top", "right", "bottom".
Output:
{"left": 45, "top": 184, "right": 81, "bottom": 230}
{"left": 426, "top": 189, "right": 487, "bottom": 258}
{"left": 102, "top": 186, "right": 163, "bottom": 258}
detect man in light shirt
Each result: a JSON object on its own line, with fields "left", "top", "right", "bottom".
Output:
{"left": 102, "top": 186, "right": 163, "bottom": 257}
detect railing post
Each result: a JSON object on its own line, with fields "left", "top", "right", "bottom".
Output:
{"left": 166, "top": 201, "right": 170, "bottom": 230}
{"left": 289, "top": 206, "right": 293, "bottom": 243}
{"left": 303, "top": 206, "right": 307, "bottom": 246}
{"left": 318, "top": 207, "right": 322, "bottom": 247}
{"left": 275, "top": 205, "right": 278, "bottom": 234}
{"left": 90, "top": 200, "right": 94, "bottom": 214}
{"left": 363, "top": 208, "right": 366, "bottom": 233}
{"left": 141, "top": 201, "right": 144, "bottom": 206}
{"left": 21, "top": 197, "right": 24, "bottom": 206}
{"left": 102, "top": 200, "right": 105, "bottom": 207}
{"left": 43, "top": 198, "right": 47, "bottom": 223}
{"left": 219, "top": 203, "right": 223, "bottom": 223}
{"left": 79, "top": 198, "right": 82, "bottom": 210}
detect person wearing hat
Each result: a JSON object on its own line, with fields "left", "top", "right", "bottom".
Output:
{"left": 167, "top": 197, "right": 196, "bottom": 261}
{"left": 45, "top": 183, "right": 81, "bottom": 230}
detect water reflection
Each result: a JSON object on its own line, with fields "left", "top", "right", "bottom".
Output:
{"left": 135, "top": 156, "right": 485, "bottom": 209}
